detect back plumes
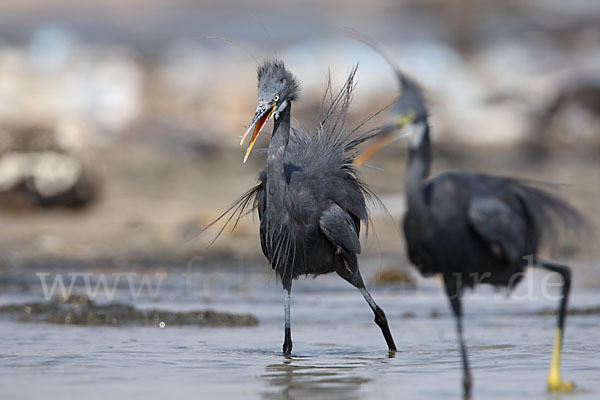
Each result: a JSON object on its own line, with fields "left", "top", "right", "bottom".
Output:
{"left": 293, "top": 65, "right": 391, "bottom": 167}
{"left": 206, "top": 65, "right": 386, "bottom": 244}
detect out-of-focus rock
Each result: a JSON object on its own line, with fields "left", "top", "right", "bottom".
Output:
{"left": 529, "top": 77, "right": 600, "bottom": 152}
{"left": 0, "top": 295, "right": 259, "bottom": 327}
{"left": 0, "top": 122, "right": 98, "bottom": 209}
{"left": 370, "top": 266, "right": 416, "bottom": 287}
{"left": 0, "top": 26, "right": 143, "bottom": 138}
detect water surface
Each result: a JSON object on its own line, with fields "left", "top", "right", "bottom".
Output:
{"left": 1, "top": 267, "right": 599, "bottom": 399}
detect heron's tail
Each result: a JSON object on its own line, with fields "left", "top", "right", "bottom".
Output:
{"left": 515, "top": 180, "right": 593, "bottom": 249}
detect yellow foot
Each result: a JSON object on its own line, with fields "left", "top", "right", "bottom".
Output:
{"left": 547, "top": 328, "right": 574, "bottom": 393}
{"left": 548, "top": 378, "right": 574, "bottom": 393}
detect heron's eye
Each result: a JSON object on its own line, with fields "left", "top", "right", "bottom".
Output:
{"left": 273, "top": 94, "right": 280, "bottom": 103}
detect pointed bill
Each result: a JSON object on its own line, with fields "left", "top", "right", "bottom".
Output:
{"left": 241, "top": 102, "right": 276, "bottom": 163}
{"left": 353, "top": 127, "right": 396, "bottom": 166}
{"left": 353, "top": 114, "right": 415, "bottom": 166}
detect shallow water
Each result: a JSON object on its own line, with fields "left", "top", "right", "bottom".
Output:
{"left": 1, "top": 266, "right": 599, "bottom": 399}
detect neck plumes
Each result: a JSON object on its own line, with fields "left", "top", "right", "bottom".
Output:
{"left": 405, "top": 120, "right": 432, "bottom": 213}
{"left": 266, "top": 100, "right": 291, "bottom": 197}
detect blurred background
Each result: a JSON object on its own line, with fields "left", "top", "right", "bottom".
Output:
{"left": 2, "top": 2, "right": 600, "bottom": 399}
{"left": 0, "top": 0, "right": 599, "bottom": 278}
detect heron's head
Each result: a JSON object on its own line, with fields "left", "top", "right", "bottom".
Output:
{"left": 240, "top": 59, "right": 299, "bottom": 162}
{"left": 354, "top": 73, "right": 429, "bottom": 165}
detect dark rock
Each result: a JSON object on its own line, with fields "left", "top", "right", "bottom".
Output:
{"left": 0, "top": 297, "right": 258, "bottom": 327}
{"left": 370, "top": 267, "right": 416, "bottom": 287}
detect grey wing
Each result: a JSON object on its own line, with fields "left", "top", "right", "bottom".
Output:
{"left": 467, "top": 196, "right": 527, "bottom": 263}
{"left": 319, "top": 202, "right": 361, "bottom": 255}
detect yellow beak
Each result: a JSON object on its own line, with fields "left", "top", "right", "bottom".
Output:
{"left": 240, "top": 102, "right": 276, "bottom": 163}
{"left": 354, "top": 113, "right": 415, "bottom": 166}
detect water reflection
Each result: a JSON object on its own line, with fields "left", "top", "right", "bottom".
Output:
{"left": 261, "top": 357, "right": 371, "bottom": 400}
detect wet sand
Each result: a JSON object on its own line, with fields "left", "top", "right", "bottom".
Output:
{"left": 0, "top": 142, "right": 598, "bottom": 268}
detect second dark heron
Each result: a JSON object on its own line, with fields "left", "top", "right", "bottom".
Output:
{"left": 211, "top": 60, "right": 396, "bottom": 356}
{"left": 355, "top": 47, "right": 588, "bottom": 398}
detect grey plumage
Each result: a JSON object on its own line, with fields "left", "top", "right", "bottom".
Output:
{"left": 320, "top": 202, "right": 362, "bottom": 257}
{"left": 358, "top": 44, "right": 590, "bottom": 396}
{"left": 208, "top": 60, "right": 396, "bottom": 356}
{"left": 404, "top": 171, "right": 588, "bottom": 286}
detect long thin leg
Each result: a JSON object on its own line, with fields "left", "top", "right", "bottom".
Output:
{"left": 337, "top": 267, "right": 397, "bottom": 352}
{"left": 282, "top": 279, "right": 293, "bottom": 356}
{"left": 444, "top": 278, "right": 472, "bottom": 400}
{"left": 283, "top": 287, "right": 292, "bottom": 355}
{"left": 539, "top": 259, "right": 573, "bottom": 392}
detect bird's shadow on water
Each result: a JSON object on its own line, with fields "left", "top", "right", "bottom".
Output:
{"left": 259, "top": 351, "right": 393, "bottom": 400}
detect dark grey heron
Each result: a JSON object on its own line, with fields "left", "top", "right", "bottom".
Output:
{"left": 355, "top": 50, "right": 588, "bottom": 397}
{"left": 210, "top": 60, "right": 396, "bottom": 356}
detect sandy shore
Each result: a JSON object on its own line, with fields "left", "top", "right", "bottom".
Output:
{"left": 0, "top": 140, "right": 598, "bottom": 272}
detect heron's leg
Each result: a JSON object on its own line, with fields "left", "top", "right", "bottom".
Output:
{"left": 336, "top": 267, "right": 397, "bottom": 352}
{"left": 539, "top": 259, "right": 573, "bottom": 392}
{"left": 282, "top": 278, "right": 293, "bottom": 356}
{"left": 444, "top": 277, "right": 472, "bottom": 400}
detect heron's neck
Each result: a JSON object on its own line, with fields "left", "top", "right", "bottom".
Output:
{"left": 266, "top": 101, "right": 291, "bottom": 196}
{"left": 406, "top": 121, "right": 431, "bottom": 213}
